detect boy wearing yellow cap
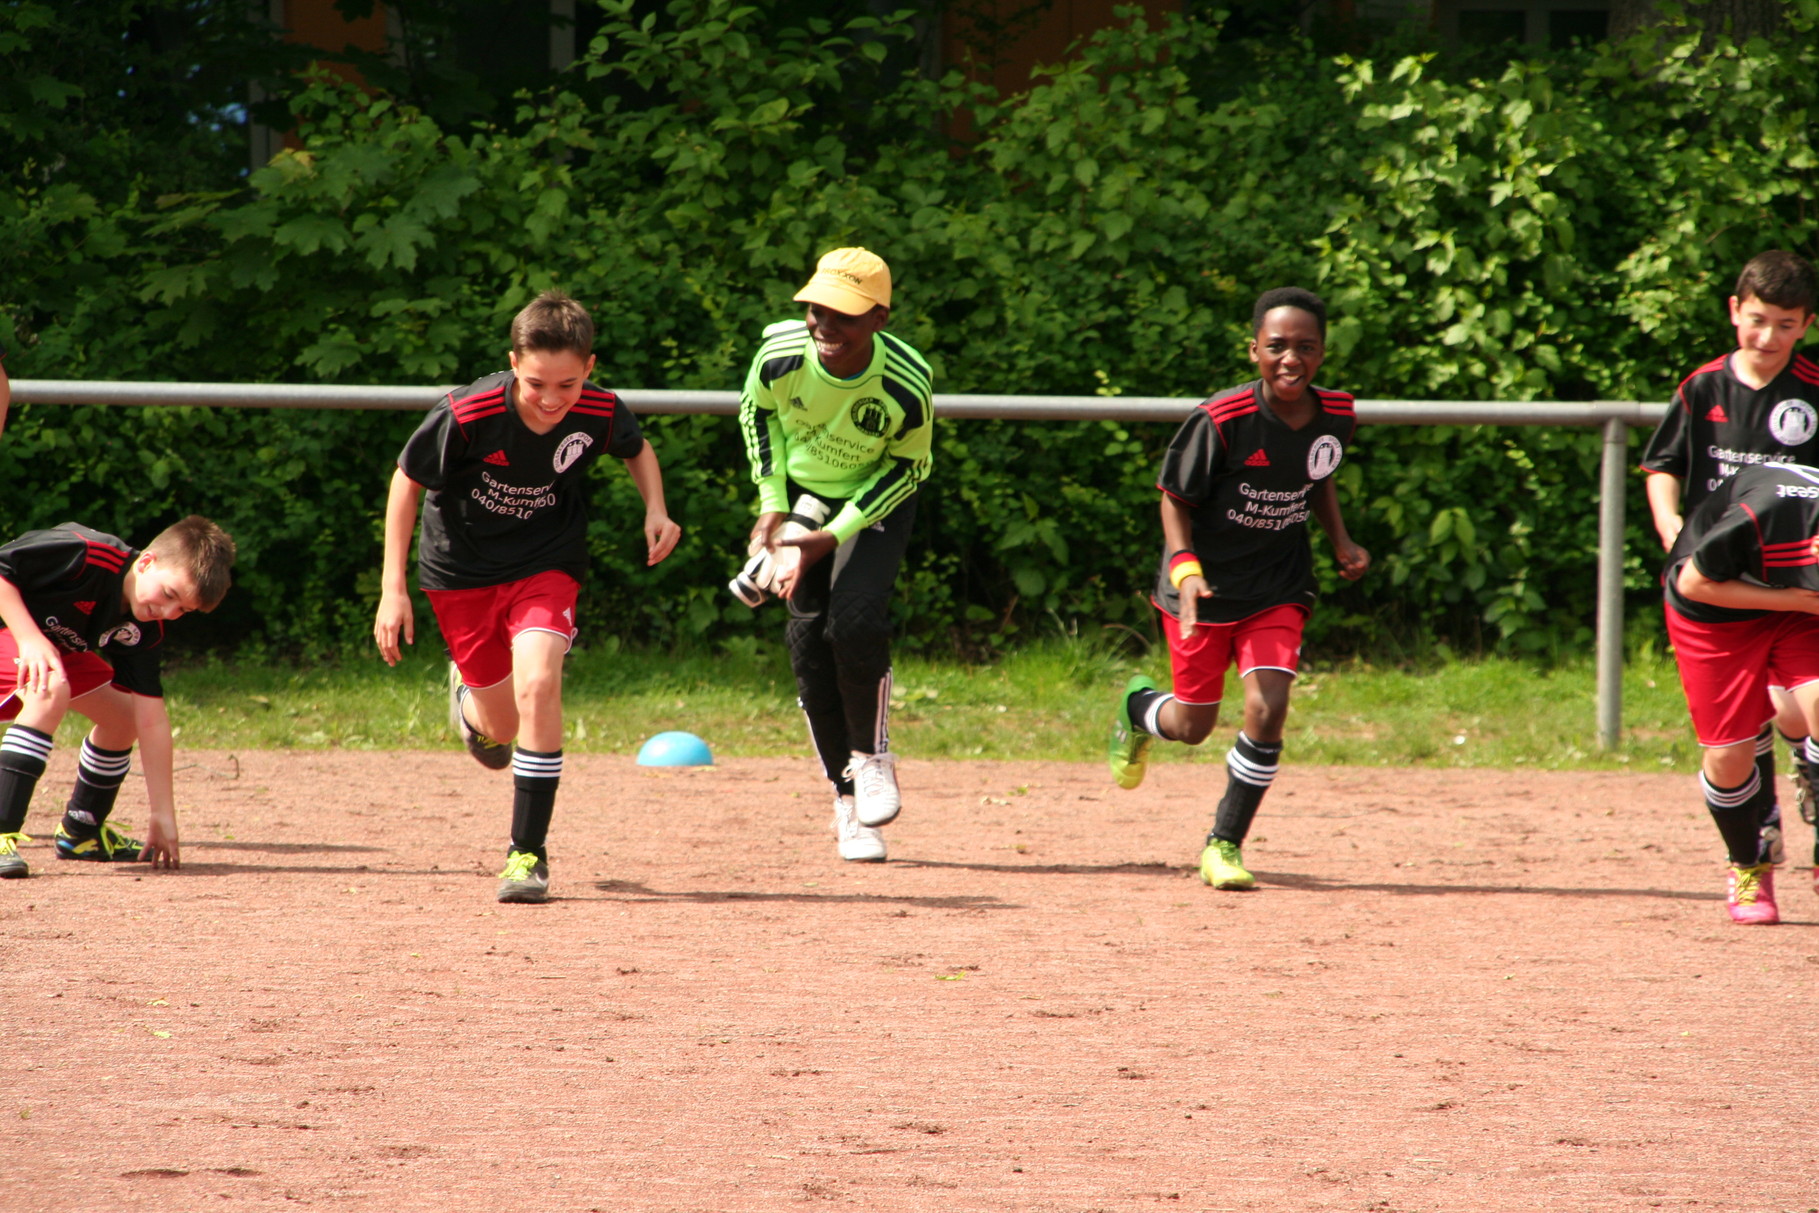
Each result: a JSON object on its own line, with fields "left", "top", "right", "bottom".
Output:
{"left": 737, "top": 248, "right": 935, "bottom": 861}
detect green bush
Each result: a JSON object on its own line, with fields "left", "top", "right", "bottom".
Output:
{"left": 3, "top": 1, "right": 1817, "bottom": 658}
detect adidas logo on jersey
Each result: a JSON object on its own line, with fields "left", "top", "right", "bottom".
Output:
{"left": 1244, "top": 449, "right": 1271, "bottom": 467}
{"left": 1706, "top": 404, "right": 1729, "bottom": 423}
{"left": 483, "top": 450, "right": 510, "bottom": 466}
{"left": 74, "top": 601, "right": 95, "bottom": 615}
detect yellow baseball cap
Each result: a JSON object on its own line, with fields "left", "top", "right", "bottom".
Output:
{"left": 793, "top": 247, "right": 891, "bottom": 314}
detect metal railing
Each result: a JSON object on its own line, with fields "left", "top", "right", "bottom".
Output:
{"left": 10, "top": 379, "right": 1668, "bottom": 748}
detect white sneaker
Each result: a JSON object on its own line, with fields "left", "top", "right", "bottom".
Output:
{"left": 846, "top": 751, "right": 901, "bottom": 826}
{"left": 832, "top": 795, "right": 886, "bottom": 862}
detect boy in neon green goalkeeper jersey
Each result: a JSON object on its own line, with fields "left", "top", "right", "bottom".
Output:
{"left": 737, "top": 248, "right": 934, "bottom": 863}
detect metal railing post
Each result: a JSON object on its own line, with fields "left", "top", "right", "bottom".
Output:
{"left": 1595, "top": 417, "right": 1630, "bottom": 750}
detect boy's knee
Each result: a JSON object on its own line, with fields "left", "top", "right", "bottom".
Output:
{"left": 1177, "top": 718, "right": 1217, "bottom": 746}
{"left": 1703, "top": 743, "right": 1758, "bottom": 788}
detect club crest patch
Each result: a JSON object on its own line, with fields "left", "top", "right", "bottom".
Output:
{"left": 852, "top": 397, "right": 889, "bottom": 438}
{"left": 103, "top": 622, "right": 143, "bottom": 648}
{"left": 1307, "top": 435, "right": 1344, "bottom": 480}
{"left": 553, "top": 432, "right": 594, "bottom": 474}
{"left": 1769, "top": 399, "right": 1817, "bottom": 447}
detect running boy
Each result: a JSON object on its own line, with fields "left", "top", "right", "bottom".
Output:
{"left": 737, "top": 248, "right": 934, "bottom": 863}
{"left": 373, "top": 290, "right": 682, "bottom": 904}
{"left": 1106, "top": 287, "right": 1368, "bottom": 891}
{"left": 1661, "top": 461, "right": 1819, "bottom": 924}
{"left": 0, "top": 516, "right": 236, "bottom": 878}
{"left": 1641, "top": 250, "right": 1819, "bottom": 867}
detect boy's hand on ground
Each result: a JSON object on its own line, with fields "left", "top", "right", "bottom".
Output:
{"left": 1177, "top": 576, "right": 1212, "bottom": 638}
{"left": 140, "top": 810, "right": 180, "bottom": 870}
{"left": 13, "top": 635, "right": 65, "bottom": 695}
{"left": 373, "top": 591, "right": 414, "bottom": 666}
{"left": 1335, "top": 541, "right": 1371, "bottom": 581}
{"left": 776, "top": 530, "right": 838, "bottom": 600}
{"left": 645, "top": 513, "right": 682, "bottom": 565}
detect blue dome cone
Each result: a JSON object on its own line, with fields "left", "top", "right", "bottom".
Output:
{"left": 636, "top": 731, "right": 714, "bottom": 767}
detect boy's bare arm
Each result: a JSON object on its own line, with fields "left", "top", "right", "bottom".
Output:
{"left": 1676, "top": 560, "right": 1819, "bottom": 614}
{"left": 373, "top": 468, "right": 424, "bottom": 667}
{"left": 132, "top": 693, "right": 181, "bottom": 870}
{"left": 1646, "top": 472, "right": 1685, "bottom": 551}
{"left": 0, "top": 575, "right": 64, "bottom": 692}
{"left": 1311, "top": 477, "right": 1370, "bottom": 581}
{"left": 623, "top": 442, "right": 683, "bottom": 566}
{"left": 1160, "top": 493, "right": 1209, "bottom": 638}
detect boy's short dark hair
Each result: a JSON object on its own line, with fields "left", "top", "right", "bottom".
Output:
{"left": 1735, "top": 251, "right": 1818, "bottom": 315}
{"left": 145, "top": 516, "right": 236, "bottom": 611}
{"left": 1252, "top": 287, "right": 1327, "bottom": 338}
{"left": 510, "top": 290, "right": 595, "bottom": 358}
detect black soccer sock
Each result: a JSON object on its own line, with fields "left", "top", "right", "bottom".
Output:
{"left": 1754, "top": 720, "right": 1780, "bottom": 812}
{"left": 509, "top": 747, "right": 562, "bottom": 860}
{"left": 62, "top": 735, "right": 133, "bottom": 835}
{"left": 1211, "top": 733, "right": 1283, "bottom": 845}
{"left": 1702, "top": 769, "right": 1769, "bottom": 867}
{"left": 1129, "top": 687, "right": 1174, "bottom": 739}
{"left": 0, "top": 725, "right": 53, "bottom": 835}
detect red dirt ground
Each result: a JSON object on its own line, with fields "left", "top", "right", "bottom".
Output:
{"left": 2, "top": 751, "right": 1816, "bottom": 1212}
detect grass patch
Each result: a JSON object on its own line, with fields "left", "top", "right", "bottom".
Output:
{"left": 141, "top": 637, "right": 1702, "bottom": 773}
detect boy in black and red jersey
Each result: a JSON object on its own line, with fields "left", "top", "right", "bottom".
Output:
{"left": 373, "top": 290, "right": 682, "bottom": 905}
{"left": 1661, "top": 461, "right": 1819, "bottom": 924}
{"left": 0, "top": 516, "right": 236, "bottom": 879}
{"left": 1106, "top": 287, "right": 1369, "bottom": 891}
{"left": 1641, "top": 251, "right": 1819, "bottom": 870}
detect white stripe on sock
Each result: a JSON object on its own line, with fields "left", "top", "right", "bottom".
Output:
{"left": 1142, "top": 694, "right": 1172, "bottom": 737}
{"left": 79, "top": 738, "right": 132, "bottom": 780}
{"left": 1, "top": 727, "right": 53, "bottom": 763}
{"left": 1700, "top": 769, "right": 1761, "bottom": 809}
{"left": 1227, "top": 739, "right": 1280, "bottom": 789}
{"left": 512, "top": 751, "right": 564, "bottom": 779}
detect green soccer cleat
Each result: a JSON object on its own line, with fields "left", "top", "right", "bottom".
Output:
{"left": 497, "top": 849, "right": 549, "bottom": 904}
{"left": 1199, "top": 837, "right": 1255, "bottom": 891}
{"left": 0, "top": 831, "right": 31, "bottom": 879}
{"left": 1107, "top": 674, "right": 1158, "bottom": 790}
{"left": 55, "top": 822, "right": 147, "bottom": 863}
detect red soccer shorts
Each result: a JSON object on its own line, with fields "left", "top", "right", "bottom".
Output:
{"left": 1161, "top": 602, "right": 1308, "bottom": 706}
{"left": 0, "top": 632, "right": 118, "bottom": 721}
{"left": 425, "top": 569, "right": 580, "bottom": 690}
{"left": 1664, "top": 602, "right": 1819, "bottom": 747}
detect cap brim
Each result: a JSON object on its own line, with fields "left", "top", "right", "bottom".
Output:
{"left": 793, "top": 280, "right": 885, "bottom": 315}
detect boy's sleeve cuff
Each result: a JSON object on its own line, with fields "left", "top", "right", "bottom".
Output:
{"left": 825, "top": 505, "right": 868, "bottom": 543}
{"left": 756, "top": 479, "right": 789, "bottom": 515}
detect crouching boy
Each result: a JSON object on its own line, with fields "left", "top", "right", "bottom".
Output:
{"left": 0, "top": 517, "right": 236, "bottom": 878}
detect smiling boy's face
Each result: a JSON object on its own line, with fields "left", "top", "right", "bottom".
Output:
{"left": 1249, "top": 306, "right": 1325, "bottom": 407}
{"left": 510, "top": 348, "right": 598, "bottom": 434}
{"left": 1731, "top": 292, "right": 1815, "bottom": 379}
{"left": 125, "top": 552, "right": 203, "bottom": 623}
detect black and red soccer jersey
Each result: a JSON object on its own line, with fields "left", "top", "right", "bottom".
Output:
{"left": 1664, "top": 462, "right": 1819, "bottom": 624}
{"left": 1639, "top": 352, "right": 1819, "bottom": 514}
{"left": 0, "top": 523, "right": 165, "bottom": 696}
{"left": 1152, "top": 382, "right": 1356, "bottom": 624}
{"left": 399, "top": 370, "right": 646, "bottom": 591}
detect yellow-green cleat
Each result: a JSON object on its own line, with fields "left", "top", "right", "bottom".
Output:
{"left": 56, "top": 821, "right": 147, "bottom": 863}
{"left": 1107, "top": 674, "right": 1157, "bottom": 790}
{"left": 1199, "top": 837, "right": 1255, "bottom": 890}
{"left": 497, "top": 849, "right": 549, "bottom": 904}
{"left": 0, "top": 831, "right": 31, "bottom": 879}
